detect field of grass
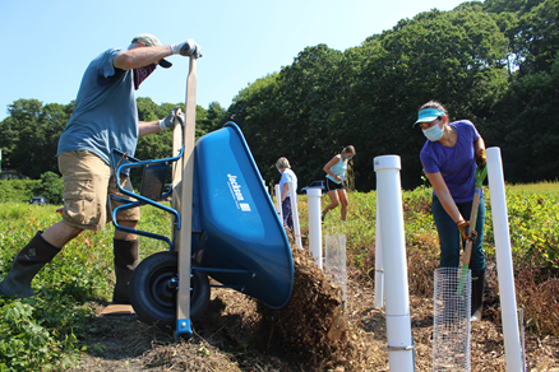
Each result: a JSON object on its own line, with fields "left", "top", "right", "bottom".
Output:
{"left": 507, "top": 180, "right": 559, "bottom": 193}
{"left": 0, "top": 182, "right": 558, "bottom": 370}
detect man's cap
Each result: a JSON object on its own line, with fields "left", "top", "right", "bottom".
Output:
{"left": 412, "top": 108, "right": 445, "bottom": 127}
{"left": 131, "top": 33, "right": 172, "bottom": 68}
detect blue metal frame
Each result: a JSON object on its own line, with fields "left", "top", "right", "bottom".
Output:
{"left": 108, "top": 125, "right": 292, "bottom": 339}
{"left": 109, "top": 147, "right": 183, "bottom": 251}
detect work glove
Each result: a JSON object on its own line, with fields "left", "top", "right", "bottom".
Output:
{"left": 457, "top": 220, "right": 477, "bottom": 242}
{"left": 457, "top": 220, "right": 469, "bottom": 241}
{"left": 469, "top": 229, "right": 478, "bottom": 242}
{"left": 159, "top": 106, "right": 185, "bottom": 130}
{"left": 170, "top": 39, "right": 202, "bottom": 59}
{"left": 476, "top": 148, "right": 486, "bottom": 168}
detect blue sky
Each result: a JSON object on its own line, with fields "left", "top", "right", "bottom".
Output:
{"left": 0, "top": 0, "right": 467, "bottom": 121}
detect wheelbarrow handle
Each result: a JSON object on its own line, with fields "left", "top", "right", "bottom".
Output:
{"left": 176, "top": 56, "right": 198, "bottom": 339}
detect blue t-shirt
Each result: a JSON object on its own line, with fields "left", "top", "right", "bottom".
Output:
{"left": 57, "top": 48, "right": 138, "bottom": 166}
{"left": 279, "top": 169, "right": 298, "bottom": 199}
{"left": 420, "top": 120, "right": 480, "bottom": 203}
{"left": 326, "top": 155, "right": 347, "bottom": 185}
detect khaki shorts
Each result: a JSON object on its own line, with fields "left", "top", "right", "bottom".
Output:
{"left": 58, "top": 150, "right": 140, "bottom": 231}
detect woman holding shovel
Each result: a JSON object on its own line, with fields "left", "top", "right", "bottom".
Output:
{"left": 413, "top": 100, "right": 487, "bottom": 321}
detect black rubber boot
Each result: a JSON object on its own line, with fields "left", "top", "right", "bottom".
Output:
{"left": 112, "top": 239, "right": 140, "bottom": 304}
{"left": 0, "top": 232, "right": 60, "bottom": 298}
{"left": 471, "top": 269, "right": 485, "bottom": 321}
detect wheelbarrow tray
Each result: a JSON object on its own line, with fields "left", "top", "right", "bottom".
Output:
{"left": 192, "top": 122, "right": 294, "bottom": 310}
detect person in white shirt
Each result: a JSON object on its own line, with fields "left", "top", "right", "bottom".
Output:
{"left": 277, "top": 157, "right": 298, "bottom": 230}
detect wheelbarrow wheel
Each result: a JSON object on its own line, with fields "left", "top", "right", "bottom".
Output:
{"left": 129, "top": 250, "right": 210, "bottom": 329}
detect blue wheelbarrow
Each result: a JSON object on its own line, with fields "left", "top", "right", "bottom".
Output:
{"left": 109, "top": 120, "right": 294, "bottom": 337}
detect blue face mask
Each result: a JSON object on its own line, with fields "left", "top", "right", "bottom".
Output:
{"left": 422, "top": 122, "right": 443, "bottom": 142}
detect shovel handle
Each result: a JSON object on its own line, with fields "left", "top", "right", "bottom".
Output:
{"left": 457, "top": 164, "right": 487, "bottom": 295}
{"left": 461, "top": 187, "right": 482, "bottom": 267}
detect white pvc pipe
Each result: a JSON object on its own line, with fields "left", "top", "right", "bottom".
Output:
{"left": 374, "top": 155, "right": 414, "bottom": 372}
{"left": 307, "top": 188, "right": 323, "bottom": 268}
{"left": 374, "top": 188, "right": 385, "bottom": 309}
{"left": 288, "top": 181, "right": 303, "bottom": 249}
{"left": 486, "top": 147, "right": 525, "bottom": 372}
{"left": 275, "top": 184, "right": 283, "bottom": 223}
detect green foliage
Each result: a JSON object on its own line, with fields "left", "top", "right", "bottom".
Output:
{"left": 0, "top": 173, "right": 64, "bottom": 205}
{"left": 0, "top": 97, "right": 211, "bottom": 186}
{"left": 512, "top": 0, "right": 559, "bottom": 75}
{"left": 2, "top": 1, "right": 558, "bottom": 191}
{"left": 1, "top": 2, "right": 558, "bottom": 365}
{"left": 0, "top": 203, "right": 168, "bottom": 371}
{"left": 319, "top": 184, "right": 558, "bottom": 334}
{"left": 0, "top": 297, "right": 86, "bottom": 371}
{"left": 0, "top": 100, "right": 71, "bottom": 179}
{"left": 32, "top": 172, "right": 64, "bottom": 204}
{"left": 503, "top": 189, "right": 559, "bottom": 269}
{"left": 508, "top": 180, "right": 559, "bottom": 193}
{"left": 0, "top": 181, "right": 558, "bottom": 370}
{"left": 0, "top": 179, "right": 37, "bottom": 203}
{"left": 226, "top": 3, "right": 520, "bottom": 191}
{"left": 493, "top": 51, "right": 559, "bottom": 183}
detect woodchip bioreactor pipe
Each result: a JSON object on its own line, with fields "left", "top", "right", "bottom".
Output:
{"left": 486, "top": 147, "right": 526, "bottom": 372}
{"left": 374, "top": 155, "right": 415, "bottom": 372}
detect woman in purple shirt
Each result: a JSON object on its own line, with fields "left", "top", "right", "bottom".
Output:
{"left": 414, "top": 100, "right": 487, "bottom": 321}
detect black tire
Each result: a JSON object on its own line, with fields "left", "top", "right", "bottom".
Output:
{"left": 129, "top": 250, "right": 210, "bottom": 329}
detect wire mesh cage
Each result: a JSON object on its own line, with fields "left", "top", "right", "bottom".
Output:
{"left": 433, "top": 267, "right": 472, "bottom": 372}
{"left": 325, "top": 233, "right": 347, "bottom": 308}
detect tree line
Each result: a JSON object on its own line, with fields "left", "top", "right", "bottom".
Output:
{"left": 1, "top": 0, "right": 557, "bottom": 192}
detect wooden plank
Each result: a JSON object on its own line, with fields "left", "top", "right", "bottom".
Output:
{"left": 171, "top": 120, "right": 183, "bottom": 239}
{"left": 100, "top": 304, "right": 135, "bottom": 316}
{"left": 176, "top": 56, "right": 197, "bottom": 332}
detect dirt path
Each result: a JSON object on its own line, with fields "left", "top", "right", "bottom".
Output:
{"left": 67, "top": 257, "right": 559, "bottom": 372}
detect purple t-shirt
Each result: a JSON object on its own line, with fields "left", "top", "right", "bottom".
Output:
{"left": 420, "top": 120, "right": 480, "bottom": 203}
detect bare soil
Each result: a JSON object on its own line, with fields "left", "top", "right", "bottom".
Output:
{"left": 67, "top": 245, "right": 559, "bottom": 372}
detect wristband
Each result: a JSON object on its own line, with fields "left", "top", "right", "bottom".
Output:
{"left": 159, "top": 120, "right": 166, "bottom": 131}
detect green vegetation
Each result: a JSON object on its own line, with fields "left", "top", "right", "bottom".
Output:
{"left": 0, "top": 98, "right": 226, "bottom": 186}
{"left": 508, "top": 180, "right": 559, "bottom": 194}
{"left": 0, "top": 179, "right": 37, "bottom": 204}
{"left": 1, "top": 182, "right": 558, "bottom": 370}
{"left": 226, "top": 0, "right": 559, "bottom": 190}
{"left": 1, "top": 0, "right": 558, "bottom": 366}
{"left": 0, "top": 173, "right": 64, "bottom": 205}
{"left": 0, "top": 204, "right": 170, "bottom": 371}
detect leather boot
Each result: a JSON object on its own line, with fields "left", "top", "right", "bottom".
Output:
{"left": 471, "top": 269, "right": 485, "bottom": 321}
{"left": 112, "top": 238, "right": 140, "bottom": 304}
{"left": 0, "top": 232, "right": 60, "bottom": 298}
